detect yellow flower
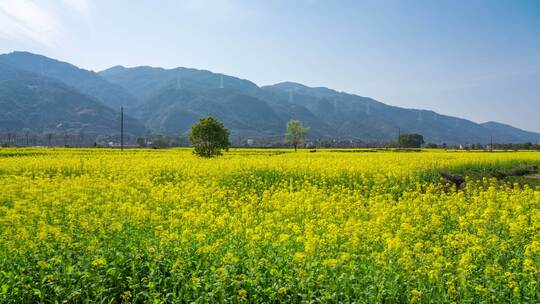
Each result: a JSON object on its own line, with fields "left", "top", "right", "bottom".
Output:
{"left": 475, "top": 285, "right": 487, "bottom": 293}
{"left": 37, "top": 260, "right": 50, "bottom": 270}
{"left": 411, "top": 289, "right": 422, "bottom": 301}
{"left": 2, "top": 148, "right": 540, "bottom": 301}
{"left": 222, "top": 252, "right": 239, "bottom": 264}
{"left": 293, "top": 252, "right": 306, "bottom": 263}
{"left": 278, "top": 234, "right": 290, "bottom": 242}
{"left": 339, "top": 252, "right": 351, "bottom": 263}
{"left": 121, "top": 291, "right": 132, "bottom": 301}
{"left": 237, "top": 289, "right": 247, "bottom": 299}
{"left": 322, "top": 259, "right": 338, "bottom": 268}
{"left": 91, "top": 257, "right": 106, "bottom": 268}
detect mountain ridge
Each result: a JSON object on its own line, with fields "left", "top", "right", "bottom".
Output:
{"left": 1, "top": 51, "right": 539, "bottom": 145}
{"left": 0, "top": 51, "right": 140, "bottom": 109}
{"left": 0, "top": 63, "right": 144, "bottom": 135}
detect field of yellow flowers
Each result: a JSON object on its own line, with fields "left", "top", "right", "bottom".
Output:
{"left": 0, "top": 148, "right": 539, "bottom": 303}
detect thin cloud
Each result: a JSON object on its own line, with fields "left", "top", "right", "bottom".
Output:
{"left": 0, "top": 0, "right": 63, "bottom": 47}
{"left": 0, "top": 0, "right": 92, "bottom": 48}
{"left": 178, "top": 0, "right": 253, "bottom": 20}
{"left": 62, "top": 0, "right": 91, "bottom": 18}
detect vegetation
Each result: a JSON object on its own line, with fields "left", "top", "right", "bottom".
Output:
{"left": 4, "top": 52, "right": 540, "bottom": 144}
{"left": 0, "top": 148, "right": 539, "bottom": 303}
{"left": 398, "top": 133, "right": 425, "bottom": 148}
{"left": 189, "top": 117, "right": 230, "bottom": 157}
{"left": 285, "top": 119, "right": 309, "bottom": 151}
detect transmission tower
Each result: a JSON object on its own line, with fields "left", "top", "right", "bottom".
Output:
{"left": 289, "top": 89, "right": 294, "bottom": 103}
{"left": 176, "top": 70, "right": 182, "bottom": 90}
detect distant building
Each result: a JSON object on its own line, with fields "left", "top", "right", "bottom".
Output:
{"left": 108, "top": 142, "right": 140, "bottom": 148}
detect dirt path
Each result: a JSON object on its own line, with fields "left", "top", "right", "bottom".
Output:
{"left": 525, "top": 173, "right": 540, "bottom": 180}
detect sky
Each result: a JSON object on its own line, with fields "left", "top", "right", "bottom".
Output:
{"left": 1, "top": 0, "right": 539, "bottom": 132}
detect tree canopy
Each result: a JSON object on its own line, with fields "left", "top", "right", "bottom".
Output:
{"left": 398, "top": 133, "right": 424, "bottom": 148}
{"left": 285, "top": 120, "right": 309, "bottom": 151}
{"left": 189, "top": 117, "right": 230, "bottom": 157}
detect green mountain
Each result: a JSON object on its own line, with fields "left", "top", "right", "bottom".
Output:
{"left": 481, "top": 121, "right": 540, "bottom": 143}
{"left": 263, "top": 82, "right": 499, "bottom": 144}
{"left": 1, "top": 51, "right": 539, "bottom": 144}
{"left": 100, "top": 65, "right": 260, "bottom": 101}
{"left": 0, "top": 63, "right": 144, "bottom": 135}
{"left": 101, "top": 66, "right": 540, "bottom": 144}
{"left": 0, "top": 52, "right": 140, "bottom": 110}
{"left": 100, "top": 66, "right": 333, "bottom": 138}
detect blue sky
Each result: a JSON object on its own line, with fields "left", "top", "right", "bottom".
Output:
{"left": 1, "top": 0, "right": 539, "bottom": 131}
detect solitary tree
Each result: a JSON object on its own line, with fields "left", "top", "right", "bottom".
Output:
{"left": 398, "top": 133, "right": 424, "bottom": 148}
{"left": 285, "top": 119, "right": 309, "bottom": 152}
{"left": 189, "top": 117, "right": 230, "bottom": 157}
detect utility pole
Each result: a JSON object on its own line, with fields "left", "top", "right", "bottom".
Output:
{"left": 490, "top": 135, "right": 493, "bottom": 152}
{"left": 120, "top": 106, "right": 124, "bottom": 151}
{"left": 397, "top": 128, "right": 401, "bottom": 148}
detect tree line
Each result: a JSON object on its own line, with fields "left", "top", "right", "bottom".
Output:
{"left": 3, "top": 117, "right": 539, "bottom": 156}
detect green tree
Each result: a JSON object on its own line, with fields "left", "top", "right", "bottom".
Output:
{"left": 189, "top": 117, "right": 230, "bottom": 157}
{"left": 319, "top": 138, "right": 332, "bottom": 148}
{"left": 149, "top": 134, "right": 169, "bottom": 149}
{"left": 398, "top": 133, "right": 424, "bottom": 148}
{"left": 136, "top": 137, "right": 147, "bottom": 147}
{"left": 285, "top": 119, "right": 309, "bottom": 152}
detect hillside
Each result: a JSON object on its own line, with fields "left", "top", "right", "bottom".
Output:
{"left": 1, "top": 51, "right": 539, "bottom": 144}
{"left": 263, "top": 82, "right": 497, "bottom": 143}
{"left": 102, "top": 66, "right": 540, "bottom": 144}
{"left": 100, "top": 66, "right": 333, "bottom": 138}
{"left": 0, "top": 52, "right": 140, "bottom": 110}
{"left": 481, "top": 121, "right": 540, "bottom": 143}
{"left": 0, "top": 63, "right": 144, "bottom": 135}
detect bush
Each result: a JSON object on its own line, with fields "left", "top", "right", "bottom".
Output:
{"left": 189, "top": 117, "right": 230, "bottom": 157}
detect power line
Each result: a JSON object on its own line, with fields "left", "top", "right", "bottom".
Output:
{"left": 397, "top": 128, "right": 401, "bottom": 148}
{"left": 120, "top": 106, "right": 124, "bottom": 151}
{"left": 289, "top": 89, "right": 294, "bottom": 103}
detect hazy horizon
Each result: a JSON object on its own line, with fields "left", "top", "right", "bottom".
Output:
{"left": 1, "top": 0, "right": 539, "bottom": 132}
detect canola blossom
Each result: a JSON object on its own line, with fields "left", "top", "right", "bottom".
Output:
{"left": 0, "top": 148, "right": 539, "bottom": 303}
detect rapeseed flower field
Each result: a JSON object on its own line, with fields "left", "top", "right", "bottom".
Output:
{"left": 0, "top": 148, "right": 539, "bottom": 303}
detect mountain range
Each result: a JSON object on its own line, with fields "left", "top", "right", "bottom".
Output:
{"left": 1, "top": 51, "right": 539, "bottom": 145}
